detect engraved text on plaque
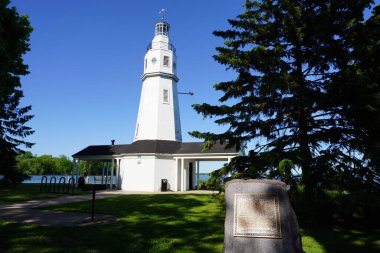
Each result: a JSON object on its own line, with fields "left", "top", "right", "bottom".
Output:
{"left": 233, "top": 194, "right": 281, "bottom": 238}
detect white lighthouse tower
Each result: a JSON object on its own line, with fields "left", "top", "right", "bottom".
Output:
{"left": 134, "top": 18, "right": 182, "bottom": 142}
{"left": 73, "top": 14, "right": 239, "bottom": 193}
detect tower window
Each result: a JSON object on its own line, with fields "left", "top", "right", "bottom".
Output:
{"left": 163, "top": 89, "right": 169, "bottom": 103}
{"left": 145, "top": 59, "right": 147, "bottom": 69}
{"left": 163, "top": 56, "right": 169, "bottom": 67}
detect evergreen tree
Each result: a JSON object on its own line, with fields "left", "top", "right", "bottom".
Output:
{"left": 190, "top": 0, "right": 377, "bottom": 194}
{"left": 331, "top": 5, "right": 380, "bottom": 191}
{"left": 0, "top": 0, "right": 34, "bottom": 184}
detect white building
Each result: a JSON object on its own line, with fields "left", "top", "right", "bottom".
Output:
{"left": 72, "top": 19, "right": 238, "bottom": 192}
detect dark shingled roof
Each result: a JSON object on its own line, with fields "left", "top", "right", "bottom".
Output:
{"left": 72, "top": 140, "right": 237, "bottom": 157}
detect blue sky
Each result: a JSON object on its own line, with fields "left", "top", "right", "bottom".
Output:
{"left": 11, "top": 0, "right": 245, "bottom": 159}
{"left": 10, "top": 0, "right": 379, "bottom": 164}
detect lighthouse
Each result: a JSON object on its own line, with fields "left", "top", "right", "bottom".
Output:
{"left": 134, "top": 18, "right": 182, "bottom": 142}
{"left": 73, "top": 14, "right": 238, "bottom": 192}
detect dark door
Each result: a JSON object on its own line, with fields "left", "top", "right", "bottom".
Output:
{"left": 189, "top": 162, "right": 193, "bottom": 190}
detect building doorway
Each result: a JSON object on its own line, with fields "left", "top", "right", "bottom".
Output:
{"left": 189, "top": 162, "right": 193, "bottom": 190}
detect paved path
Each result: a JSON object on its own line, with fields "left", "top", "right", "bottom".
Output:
{"left": 0, "top": 190, "right": 215, "bottom": 226}
{"left": 0, "top": 191, "right": 120, "bottom": 226}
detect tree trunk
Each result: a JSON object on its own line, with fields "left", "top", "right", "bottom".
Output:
{"left": 298, "top": 108, "right": 315, "bottom": 196}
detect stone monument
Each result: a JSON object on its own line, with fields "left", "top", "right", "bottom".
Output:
{"left": 223, "top": 179, "right": 302, "bottom": 253}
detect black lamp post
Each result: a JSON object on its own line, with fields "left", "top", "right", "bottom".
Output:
{"left": 178, "top": 91, "right": 194, "bottom": 96}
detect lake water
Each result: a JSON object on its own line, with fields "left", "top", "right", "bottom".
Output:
{"left": 198, "top": 174, "right": 211, "bottom": 181}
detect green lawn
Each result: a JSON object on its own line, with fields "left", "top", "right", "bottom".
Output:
{"left": 0, "top": 186, "right": 379, "bottom": 253}
{"left": 0, "top": 184, "right": 89, "bottom": 204}
{"left": 301, "top": 227, "right": 380, "bottom": 253}
{"left": 0, "top": 184, "right": 64, "bottom": 204}
{"left": 0, "top": 194, "right": 225, "bottom": 253}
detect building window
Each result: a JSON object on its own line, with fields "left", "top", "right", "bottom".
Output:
{"left": 173, "top": 62, "right": 176, "bottom": 70}
{"left": 163, "top": 56, "right": 169, "bottom": 67}
{"left": 163, "top": 89, "right": 169, "bottom": 103}
{"left": 145, "top": 59, "right": 147, "bottom": 69}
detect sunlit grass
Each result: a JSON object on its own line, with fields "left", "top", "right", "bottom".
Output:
{"left": 301, "top": 227, "right": 380, "bottom": 253}
{"left": 1, "top": 194, "right": 225, "bottom": 253}
{"left": 0, "top": 184, "right": 90, "bottom": 204}
{"left": 0, "top": 184, "right": 63, "bottom": 203}
{"left": 0, "top": 185, "right": 379, "bottom": 253}
{"left": 301, "top": 229, "right": 326, "bottom": 253}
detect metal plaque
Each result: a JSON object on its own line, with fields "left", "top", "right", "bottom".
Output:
{"left": 233, "top": 194, "right": 282, "bottom": 238}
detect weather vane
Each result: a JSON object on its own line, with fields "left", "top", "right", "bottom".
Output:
{"left": 159, "top": 8, "right": 166, "bottom": 20}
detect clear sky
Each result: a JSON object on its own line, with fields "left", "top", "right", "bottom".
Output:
{"left": 11, "top": 0, "right": 245, "bottom": 159}
{"left": 9, "top": 0, "right": 379, "bottom": 164}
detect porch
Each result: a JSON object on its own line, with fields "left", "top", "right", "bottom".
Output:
{"left": 174, "top": 154, "right": 235, "bottom": 192}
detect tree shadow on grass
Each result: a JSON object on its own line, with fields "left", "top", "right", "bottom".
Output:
{"left": 0, "top": 194, "right": 225, "bottom": 253}
{"left": 301, "top": 225, "right": 380, "bottom": 253}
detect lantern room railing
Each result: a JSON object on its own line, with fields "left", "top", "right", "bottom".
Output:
{"left": 147, "top": 42, "right": 176, "bottom": 53}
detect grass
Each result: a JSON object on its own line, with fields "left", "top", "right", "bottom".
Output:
{"left": 0, "top": 186, "right": 379, "bottom": 253}
{"left": 301, "top": 227, "right": 380, "bottom": 253}
{"left": 0, "top": 194, "right": 224, "bottom": 253}
{"left": 0, "top": 184, "right": 89, "bottom": 204}
{"left": 0, "top": 184, "right": 65, "bottom": 204}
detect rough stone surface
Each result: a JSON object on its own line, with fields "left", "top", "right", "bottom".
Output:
{"left": 223, "top": 179, "right": 302, "bottom": 253}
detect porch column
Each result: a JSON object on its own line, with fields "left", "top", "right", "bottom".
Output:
{"left": 181, "top": 158, "right": 185, "bottom": 192}
{"left": 71, "top": 158, "right": 76, "bottom": 181}
{"left": 196, "top": 161, "right": 200, "bottom": 188}
{"left": 174, "top": 158, "right": 178, "bottom": 192}
{"left": 76, "top": 158, "right": 80, "bottom": 186}
{"left": 111, "top": 159, "right": 115, "bottom": 189}
{"left": 115, "top": 159, "right": 120, "bottom": 190}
